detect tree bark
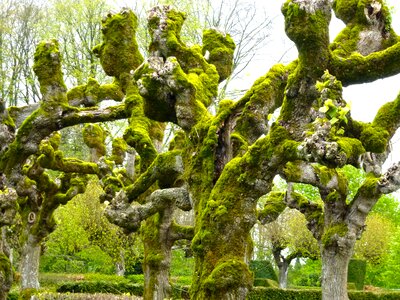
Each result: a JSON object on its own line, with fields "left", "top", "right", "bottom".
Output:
{"left": 20, "top": 233, "right": 41, "bottom": 290}
{"left": 278, "top": 260, "right": 289, "bottom": 289}
{"left": 142, "top": 209, "right": 174, "bottom": 300}
{"left": 115, "top": 250, "right": 125, "bottom": 276}
{"left": 321, "top": 246, "right": 352, "bottom": 300}
{"left": 0, "top": 228, "right": 13, "bottom": 300}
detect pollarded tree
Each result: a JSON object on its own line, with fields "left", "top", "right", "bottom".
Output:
{"left": 260, "top": 207, "right": 319, "bottom": 288}
{"left": 3, "top": 2, "right": 400, "bottom": 300}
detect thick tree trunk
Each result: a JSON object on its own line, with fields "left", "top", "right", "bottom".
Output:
{"left": 142, "top": 210, "right": 174, "bottom": 300}
{"left": 20, "top": 233, "right": 41, "bottom": 290}
{"left": 278, "top": 260, "right": 289, "bottom": 289}
{"left": 321, "top": 246, "right": 352, "bottom": 300}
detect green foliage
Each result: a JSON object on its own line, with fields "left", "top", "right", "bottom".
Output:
{"left": 378, "top": 226, "right": 400, "bottom": 288}
{"left": 348, "top": 259, "right": 367, "bottom": 290}
{"left": 56, "top": 281, "right": 143, "bottom": 296}
{"left": 248, "top": 287, "right": 321, "bottom": 300}
{"left": 41, "top": 181, "right": 143, "bottom": 275}
{"left": 289, "top": 259, "right": 322, "bottom": 287}
{"left": 248, "top": 287, "right": 400, "bottom": 300}
{"left": 253, "top": 278, "right": 279, "bottom": 288}
{"left": 249, "top": 260, "right": 278, "bottom": 282}
{"left": 354, "top": 214, "right": 394, "bottom": 265}
{"left": 170, "top": 249, "right": 194, "bottom": 277}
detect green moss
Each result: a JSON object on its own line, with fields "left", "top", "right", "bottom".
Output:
{"left": 18, "top": 288, "right": 38, "bottom": 300}
{"left": 331, "top": 0, "right": 398, "bottom": 58}
{"left": 234, "top": 63, "right": 291, "bottom": 143}
{"left": 283, "top": 162, "right": 302, "bottom": 182}
{"left": 33, "top": 39, "right": 66, "bottom": 95}
{"left": 322, "top": 223, "right": 348, "bottom": 246}
{"left": 82, "top": 124, "right": 106, "bottom": 157}
{"left": 282, "top": 2, "right": 330, "bottom": 55}
{"left": 110, "top": 137, "right": 127, "bottom": 165}
{"left": 332, "top": 0, "right": 358, "bottom": 24}
{"left": 123, "top": 80, "right": 158, "bottom": 171}
{"left": 93, "top": 9, "right": 143, "bottom": 78}
{"left": 67, "top": 78, "right": 124, "bottom": 106}
{"left": 203, "top": 259, "right": 253, "bottom": 298}
{"left": 140, "top": 6, "right": 219, "bottom": 130}
{"left": 0, "top": 253, "right": 12, "bottom": 286}
{"left": 359, "top": 125, "right": 389, "bottom": 153}
{"left": 202, "top": 29, "right": 236, "bottom": 82}
{"left": 336, "top": 136, "right": 366, "bottom": 163}
{"left": 258, "top": 192, "right": 286, "bottom": 223}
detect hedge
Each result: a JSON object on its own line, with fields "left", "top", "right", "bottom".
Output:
{"left": 56, "top": 281, "right": 143, "bottom": 296}
{"left": 348, "top": 259, "right": 367, "bottom": 290}
{"left": 247, "top": 287, "right": 400, "bottom": 300}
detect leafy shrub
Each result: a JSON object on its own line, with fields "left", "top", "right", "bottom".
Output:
{"left": 249, "top": 260, "right": 278, "bottom": 281}
{"left": 348, "top": 259, "right": 367, "bottom": 290}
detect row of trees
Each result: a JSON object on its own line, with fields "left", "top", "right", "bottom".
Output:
{"left": 2, "top": 1, "right": 400, "bottom": 300}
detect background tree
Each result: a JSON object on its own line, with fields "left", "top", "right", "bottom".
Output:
{"left": 40, "top": 0, "right": 110, "bottom": 86}
{"left": 41, "top": 181, "right": 143, "bottom": 275}
{"left": 0, "top": 0, "right": 44, "bottom": 106}
{"left": 261, "top": 208, "right": 319, "bottom": 288}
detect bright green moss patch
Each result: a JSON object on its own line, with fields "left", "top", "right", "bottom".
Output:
{"left": 359, "top": 126, "right": 389, "bottom": 153}
{"left": 33, "top": 40, "right": 66, "bottom": 95}
{"left": 93, "top": 9, "right": 143, "bottom": 77}
{"left": 203, "top": 259, "right": 253, "bottom": 295}
{"left": 202, "top": 29, "right": 235, "bottom": 82}
{"left": 82, "top": 124, "right": 106, "bottom": 157}
{"left": 110, "top": 137, "right": 127, "bottom": 165}
{"left": 322, "top": 223, "right": 348, "bottom": 246}
{"left": 258, "top": 192, "right": 286, "bottom": 223}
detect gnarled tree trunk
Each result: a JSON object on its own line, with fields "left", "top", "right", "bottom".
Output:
{"left": 142, "top": 209, "right": 174, "bottom": 300}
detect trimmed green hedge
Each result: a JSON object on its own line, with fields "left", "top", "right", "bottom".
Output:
{"left": 348, "top": 259, "right": 367, "bottom": 290}
{"left": 56, "top": 281, "right": 143, "bottom": 295}
{"left": 247, "top": 287, "right": 400, "bottom": 300}
{"left": 248, "top": 287, "right": 321, "bottom": 300}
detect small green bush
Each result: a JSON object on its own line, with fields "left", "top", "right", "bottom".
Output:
{"left": 348, "top": 259, "right": 367, "bottom": 290}
{"left": 249, "top": 260, "right": 278, "bottom": 282}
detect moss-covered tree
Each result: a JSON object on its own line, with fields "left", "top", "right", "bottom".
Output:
{"left": 2, "top": 1, "right": 400, "bottom": 300}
